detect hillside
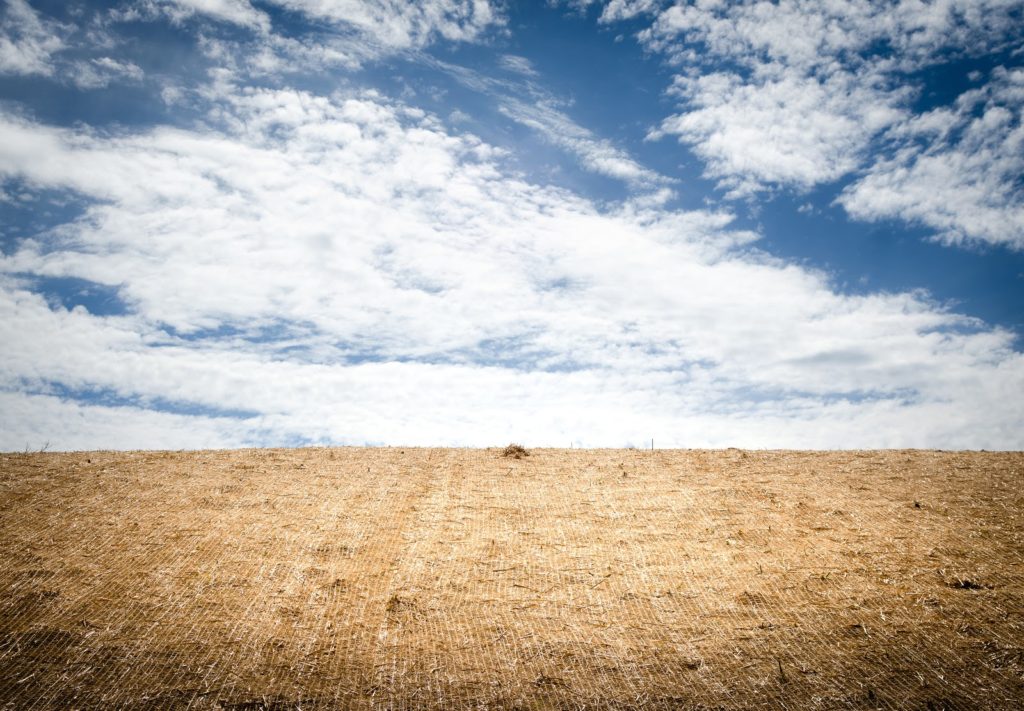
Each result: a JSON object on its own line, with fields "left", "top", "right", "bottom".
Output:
{"left": 1, "top": 448, "right": 1022, "bottom": 709}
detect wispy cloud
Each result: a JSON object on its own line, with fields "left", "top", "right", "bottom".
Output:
{"left": 67, "top": 55, "right": 145, "bottom": 89}
{"left": 498, "top": 95, "right": 672, "bottom": 188}
{"left": 429, "top": 57, "right": 672, "bottom": 189}
{"left": 498, "top": 53, "right": 538, "bottom": 76}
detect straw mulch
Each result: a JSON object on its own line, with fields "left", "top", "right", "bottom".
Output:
{"left": 1, "top": 447, "right": 1022, "bottom": 709}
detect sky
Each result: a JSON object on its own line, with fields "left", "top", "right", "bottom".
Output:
{"left": 0, "top": 0, "right": 1022, "bottom": 451}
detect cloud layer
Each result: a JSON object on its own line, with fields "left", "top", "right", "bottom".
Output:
{"left": 1, "top": 72, "right": 1021, "bottom": 449}
{"left": 0, "top": 2, "right": 1021, "bottom": 450}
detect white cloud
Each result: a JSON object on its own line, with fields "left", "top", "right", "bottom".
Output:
{"left": 555, "top": 0, "right": 659, "bottom": 22}
{"left": 115, "top": 4, "right": 662, "bottom": 192}
{"left": 597, "top": 0, "right": 660, "bottom": 23}
{"left": 66, "top": 55, "right": 145, "bottom": 89}
{"left": 0, "top": 0, "right": 63, "bottom": 76}
{"left": 273, "top": 0, "right": 500, "bottom": 47}
{"left": 0, "top": 81, "right": 1021, "bottom": 449}
{"left": 2, "top": 274, "right": 1022, "bottom": 450}
{"left": 498, "top": 53, "right": 537, "bottom": 76}
{"left": 840, "top": 67, "right": 1024, "bottom": 249}
{"left": 133, "top": 1, "right": 504, "bottom": 85}
{"left": 431, "top": 57, "right": 671, "bottom": 189}
{"left": 0, "top": 390, "right": 257, "bottom": 452}
{"left": 146, "top": 0, "right": 271, "bottom": 31}
{"left": 0, "top": 2, "right": 150, "bottom": 90}
{"left": 570, "top": 0, "right": 1024, "bottom": 246}
{"left": 160, "top": 0, "right": 501, "bottom": 49}
{"left": 640, "top": 0, "right": 1022, "bottom": 73}
{"left": 159, "top": 6, "right": 670, "bottom": 193}
{"left": 195, "top": 30, "right": 370, "bottom": 77}
{"left": 498, "top": 95, "right": 672, "bottom": 188}
{"left": 654, "top": 68, "right": 906, "bottom": 196}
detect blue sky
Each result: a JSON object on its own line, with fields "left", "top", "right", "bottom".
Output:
{"left": 1, "top": 0, "right": 1022, "bottom": 450}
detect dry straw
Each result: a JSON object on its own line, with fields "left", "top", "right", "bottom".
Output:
{"left": 501, "top": 443, "right": 530, "bottom": 459}
{"left": 1, "top": 447, "right": 1022, "bottom": 709}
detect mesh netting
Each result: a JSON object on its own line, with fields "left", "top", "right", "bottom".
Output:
{"left": 1, "top": 448, "right": 1022, "bottom": 709}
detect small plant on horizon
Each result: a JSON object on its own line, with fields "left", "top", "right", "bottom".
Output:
{"left": 502, "top": 443, "right": 529, "bottom": 459}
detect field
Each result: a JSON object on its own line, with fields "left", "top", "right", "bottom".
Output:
{"left": 1, "top": 448, "right": 1022, "bottom": 710}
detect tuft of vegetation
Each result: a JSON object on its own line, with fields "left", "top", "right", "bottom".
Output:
{"left": 502, "top": 443, "right": 529, "bottom": 459}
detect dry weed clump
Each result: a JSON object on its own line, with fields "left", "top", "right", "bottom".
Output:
{"left": 501, "top": 443, "right": 529, "bottom": 459}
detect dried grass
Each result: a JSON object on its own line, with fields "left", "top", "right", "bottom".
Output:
{"left": 501, "top": 443, "right": 529, "bottom": 459}
{"left": 1, "top": 447, "right": 1022, "bottom": 709}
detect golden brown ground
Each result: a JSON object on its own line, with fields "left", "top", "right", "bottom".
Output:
{"left": 1, "top": 448, "right": 1022, "bottom": 710}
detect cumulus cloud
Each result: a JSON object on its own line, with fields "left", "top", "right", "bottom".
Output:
{"left": 653, "top": 68, "right": 906, "bottom": 196}
{"left": 587, "top": 0, "right": 1024, "bottom": 245}
{"left": 840, "top": 66, "right": 1024, "bottom": 249}
{"left": 596, "top": 0, "right": 660, "bottom": 23}
{"left": 639, "top": 0, "right": 1022, "bottom": 73}
{"left": 641, "top": 0, "right": 1023, "bottom": 190}
{"left": 0, "top": 79, "right": 1021, "bottom": 449}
